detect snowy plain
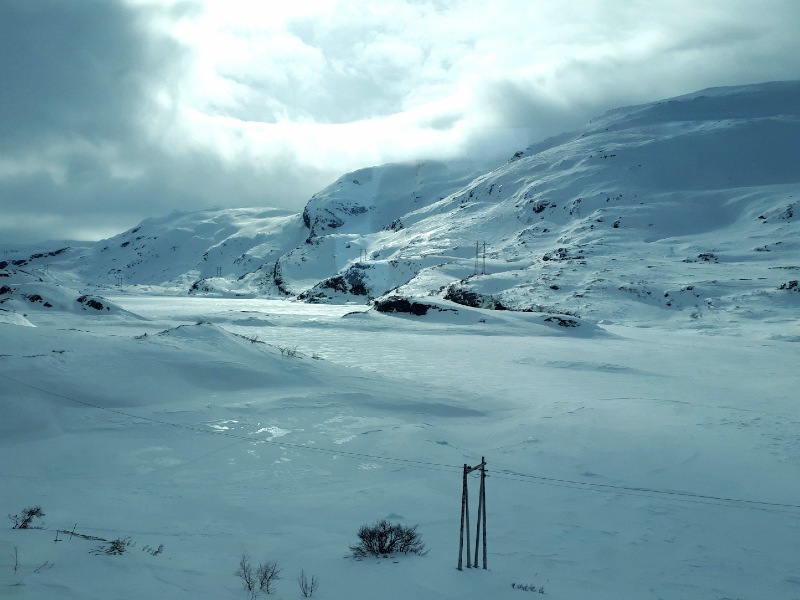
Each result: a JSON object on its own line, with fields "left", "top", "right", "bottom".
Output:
{"left": 2, "top": 295, "right": 799, "bottom": 600}
{"left": 2, "top": 81, "right": 800, "bottom": 599}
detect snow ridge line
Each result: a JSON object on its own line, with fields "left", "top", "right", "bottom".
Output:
{"left": 3, "top": 372, "right": 799, "bottom": 515}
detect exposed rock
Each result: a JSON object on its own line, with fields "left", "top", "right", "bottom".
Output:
{"left": 77, "top": 295, "right": 108, "bottom": 311}
{"left": 544, "top": 316, "right": 580, "bottom": 327}
{"left": 373, "top": 296, "right": 434, "bottom": 316}
{"left": 444, "top": 285, "right": 508, "bottom": 310}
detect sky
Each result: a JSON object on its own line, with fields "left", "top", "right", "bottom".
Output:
{"left": 1, "top": 0, "right": 799, "bottom": 245}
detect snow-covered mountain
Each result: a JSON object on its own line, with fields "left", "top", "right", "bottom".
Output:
{"left": 2, "top": 81, "right": 798, "bottom": 326}
{"left": 3, "top": 81, "right": 800, "bottom": 600}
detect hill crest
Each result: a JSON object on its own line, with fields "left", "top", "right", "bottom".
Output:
{"left": 2, "top": 80, "right": 798, "bottom": 328}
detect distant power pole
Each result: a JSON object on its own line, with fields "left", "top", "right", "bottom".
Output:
{"left": 474, "top": 242, "right": 487, "bottom": 275}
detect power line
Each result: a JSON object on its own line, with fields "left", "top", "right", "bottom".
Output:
{"left": 2, "top": 372, "right": 799, "bottom": 515}
{"left": 490, "top": 471, "right": 800, "bottom": 515}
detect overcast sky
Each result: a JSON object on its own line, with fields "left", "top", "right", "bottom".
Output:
{"left": 2, "top": 0, "right": 799, "bottom": 245}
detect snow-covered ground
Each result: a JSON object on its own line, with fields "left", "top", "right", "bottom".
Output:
{"left": 2, "top": 80, "right": 800, "bottom": 599}
{"left": 2, "top": 295, "right": 799, "bottom": 600}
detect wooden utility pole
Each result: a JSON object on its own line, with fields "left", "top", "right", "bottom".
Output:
{"left": 458, "top": 463, "right": 471, "bottom": 570}
{"left": 458, "top": 465, "right": 466, "bottom": 570}
{"left": 474, "top": 457, "right": 487, "bottom": 569}
{"left": 458, "top": 457, "right": 487, "bottom": 570}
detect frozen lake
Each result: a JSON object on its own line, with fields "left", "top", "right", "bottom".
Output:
{"left": 3, "top": 295, "right": 799, "bottom": 600}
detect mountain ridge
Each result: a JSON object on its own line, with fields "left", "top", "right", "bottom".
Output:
{"left": 2, "top": 80, "right": 798, "bottom": 327}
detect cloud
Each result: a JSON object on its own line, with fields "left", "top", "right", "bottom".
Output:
{"left": 1, "top": 0, "right": 799, "bottom": 245}
{"left": 0, "top": 0, "right": 194, "bottom": 244}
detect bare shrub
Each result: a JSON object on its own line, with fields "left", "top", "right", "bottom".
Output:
{"left": 512, "top": 582, "right": 546, "bottom": 594}
{"left": 349, "top": 519, "right": 426, "bottom": 558}
{"left": 91, "top": 537, "right": 133, "bottom": 555}
{"left": 278, "top": 346, "right": 299, "bottom": 358}
{"left": 235, "top": 554, "right": 257, "bottom": 599}
{"left": 257, "top": 561, "right": 281, "bottom": 595}
{"left": 142, "top": 543, "right": 164, "bottom": 556}
{"left": 236, "top": 553, "right": 280, "bottom": 598}
{"left": 33, "top": 561, "right": 54, "bottom": 573}
{"left": 9, "top": 506, "right": 45, "bottom": 529}
{"left": 298, "top": 570, "right": 319, "bottom": 597}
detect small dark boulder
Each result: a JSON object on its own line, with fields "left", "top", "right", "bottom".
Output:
{"left": 544, "top": 316, "right": 580, "bottom": 327}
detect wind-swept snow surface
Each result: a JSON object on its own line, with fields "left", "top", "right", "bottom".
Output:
{"left": 1, "top": 297, "right": 799, "bottom": 599}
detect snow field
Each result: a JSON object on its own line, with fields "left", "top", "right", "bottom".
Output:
{"left": 2, "top": 297, "right": 799, "bottom": 599}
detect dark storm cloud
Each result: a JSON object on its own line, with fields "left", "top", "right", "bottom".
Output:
{"left": 0, "top": 0, "right": 178, "bottom": 149}
{"left": 0, "top": 0, "right": 251, "bottom": 245}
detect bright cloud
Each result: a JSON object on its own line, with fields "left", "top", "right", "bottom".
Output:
{"left": 1, "top": 0, "right": 799, "bottom": 244}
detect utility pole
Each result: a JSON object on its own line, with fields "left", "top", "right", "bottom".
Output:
{"left": 458, "top": 457, "right": 488, "bottom": 570}
{"left": 474, "top": 457, "right": 487, "bottom": 569}
{"left": 458, "top": 464, "right": 470, "bottom": 571}
{"left": 475, "top": 242, "right": 487, "bottom": 275}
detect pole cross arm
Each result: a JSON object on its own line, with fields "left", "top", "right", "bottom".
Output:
{"left": 465, "top": 460, "right": 486, "bottom": 474}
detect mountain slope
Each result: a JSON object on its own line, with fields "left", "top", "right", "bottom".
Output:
{"left": 2, "top": 81, "right": 798, "bottom": 326}
{"left": 282, "top": 80, "right": 800, "bottom": 324}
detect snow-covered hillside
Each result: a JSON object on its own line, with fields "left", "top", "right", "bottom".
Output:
{"left": 2, "top": 82, "right": 800, "bottom": 600}
{"left": 286, "top": 81, "right": 800, "bottom": 323}
{"left": 3, "top": 81, "right": 798, "bottom": 328}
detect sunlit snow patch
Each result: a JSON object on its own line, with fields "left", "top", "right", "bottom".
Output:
{"left": 252, "top": 426, "right": 290, "bottom": 438}
{"left": 208, "top": 419, "right": 239, "bottom": 431}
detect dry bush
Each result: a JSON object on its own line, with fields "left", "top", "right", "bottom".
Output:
{"left": 349, "top": 519, "right": 426, "bottom": 558}
{"left": 236, "top": 553, "right": 281, "bottom": 598}
{"left": 298, "top": 570, "right": 319, "bottom": 597}
{"left": 9, "top": 506, "right": 45, "bottom": 529}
